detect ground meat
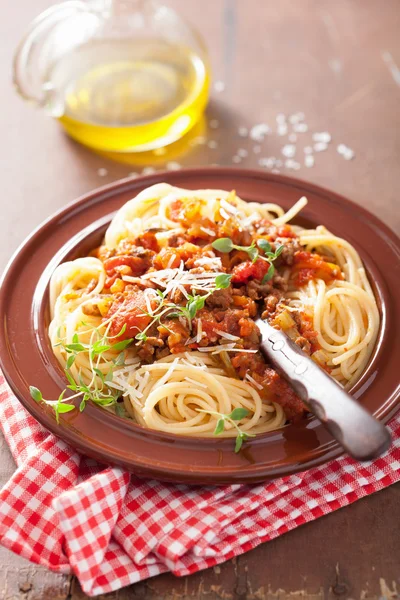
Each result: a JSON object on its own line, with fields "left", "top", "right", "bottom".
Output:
{"left": 155, "top": 347, "right": 171, "bottom": 360}
{"left": 205, "top": 287, "right": 233, "bottom": 309}
{"left": 136, "top": 231, "right": 159, "bottom": 252}
{"left": 220, "top": 309, "right": 245, "bottom": 337}
{"left": 103, "top": 254, "right": 152, "bottom": 279}
{"left": 247, "top": 273, "right": 287, "bottom": 300}
{"left": 169, "top": 288, "right": 186, "bottom": 304}
{"left": 82, "top": 302, "right": 101, "bottom": 317}
{"left": 293, "top": 312, "right": 320, "bottom": 353}
{"left": 159, "top": 319, "right": 190, "bottom": 353}
{"left": 278, "top": 239, "right": 302, "bottom": 266}
{"left": 214, "top": 309, "right": 260, "bottom": 343}
{"left": 295, "top": 336, "right": 312, "bottom": 354}
{"left": 272, "top": 275, "right": 288, "bottom": 291}
{"left": 138, "top": 337, "right": 165, "bottom": 362}
{"left": 116, "top": 240, "right": 155, "bottom": 260}
{"left": 246, "top": 280, "right": 273, "bottom": 300}
{"left": 261, "top": 290, "right": 285, "bottom": 318}
{"left": 263, "top": 294, "right": 280, "bottom": 315}
{"left": 167, "top": 233, "right": 186, "bottom": 247}
{"left": 196, "top": 311, "right": 222, "bottom": 343}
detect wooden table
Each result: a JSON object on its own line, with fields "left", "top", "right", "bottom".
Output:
{"left": 1, "top": 0, "right": 399, "bottom": 597}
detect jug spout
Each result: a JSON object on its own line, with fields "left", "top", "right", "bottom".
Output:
{"left": 13, "top": 1, "right": 102, "bottom": 116}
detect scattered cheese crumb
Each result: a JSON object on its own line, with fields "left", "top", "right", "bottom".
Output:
{"left": 237, "top": 148, "right": 248, "bottom": 158}
{"left": 292, "top": 123, "right": 308, "bottom": 133}
{"left": 238, "top": 126, "right": 248, "bottom": 137}
{"left": 337, "top": 144, "right": 355, "bottom": 160}
{"left": 209, "top": 119, "right": 219, "bottom": 129}
{"left": 258, "top": 157, "right": 276, "bottom": 168}
{"left": 314, "top": 142, "right": 328, "bottom": 152}
{"left": 281, "top": 144, "right": 296, "bottom": 158}
{"left": 284, "top": 159, "right": 301, "bottom": 170}
{"left": 305, "top": 155, "right": 315, "bottom": 168}
{"left": 250, "top": 123, "right": 271, "bottom": 141}
{"left": 97, "top": 168, "right": 108, "bottom": 177}
{"left": 277, "top": 124, "right": 288, "bottom": 136}
{"left": 232, "top": 155, "right": 242, "bottom": 163}
{"left": 312, "top": 132, "right": 331, "bottom": 143}
{"left": 208, "top": 140, "right": 218, "bottom": 149}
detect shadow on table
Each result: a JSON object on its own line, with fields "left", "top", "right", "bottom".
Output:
{"left": 64, "top": 100, "right": 246, "bottom": 169}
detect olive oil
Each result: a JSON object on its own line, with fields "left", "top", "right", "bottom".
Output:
{"left": 46, "top": 39, "right": 210, "bottom": 152}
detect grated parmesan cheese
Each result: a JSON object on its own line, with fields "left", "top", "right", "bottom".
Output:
{"left": 143, "top": 288, "right": 157, "bottom": 315}
{"left": 167, "top": 255, "right": 177, "bottom": 269}
{"left": 220, "top": 199, "right": 239, "bottom": 215}
{"left": 136, "top": 370, "right": 150, "bottom": 395}
{"left": 244, "top": 373, "right": 263, "bottom": 390}
{"left": 152, "top": 358, "right": 179, "bottom": 389}
{"left": 122, "top": 275, "right": 145, "bottom": 285}
{"left": 199, "top": 226, "right": 216, "bottom": 237}
{"left": 198, "top": 344, "right": 257, "bottom": 355}
{"left": 194, "top": 256, "right": 222, "bottom": 270}
{"left": 219, "top": 207, "right": 231, "bottom": 220}
{"left": 196, "top": 319, "right": 203, "bottom": 343}
{"left": 214, "top": 330, "right": 240, "bottom": 341}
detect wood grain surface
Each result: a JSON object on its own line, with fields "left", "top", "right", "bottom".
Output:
{"left": 1, "top": 0, "right": 399, "bottom": 598}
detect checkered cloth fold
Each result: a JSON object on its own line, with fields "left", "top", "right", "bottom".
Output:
{"left": 0, "top": 375, "right": 399, "bottom": 596}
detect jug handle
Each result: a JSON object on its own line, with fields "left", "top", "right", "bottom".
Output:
{"left": 13, "top": 1, "right": 89, "bottom": 109}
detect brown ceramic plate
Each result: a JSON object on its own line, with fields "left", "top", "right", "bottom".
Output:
{"left": 1, "top": 168, "right": 399, "bottom": 484}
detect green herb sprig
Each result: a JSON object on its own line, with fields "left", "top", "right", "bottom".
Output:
{"left": 166, "top": 273, "right": 231, "bottom": 330}
{"left": 212, "top": 238, "right": 259, "bottom": 262}
{"left": 136, "top": 273, "right": 232, "bottom": 341}
{"left": 30, "top": 322, "right": 132, "bottom": 421}
{"left": 211, "top": 238, "right": 284, "bottom": 284}
{"left": 30, "top": 273, "right": 233, "bottom": 421}
{"left": 197, "top": 407, "right": 256, "bottom": 452}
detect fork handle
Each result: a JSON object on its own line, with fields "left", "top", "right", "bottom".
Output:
{"left": 256, "top": 319, "right": 391, "bottom": 461}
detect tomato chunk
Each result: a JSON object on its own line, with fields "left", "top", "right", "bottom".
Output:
{"left": 107, "top": 291, "right": 154, "bottom": 339}
{"left": 231, "top": 258, "right": 271, "bottom": 283}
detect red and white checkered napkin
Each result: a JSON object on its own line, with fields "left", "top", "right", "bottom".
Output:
{"left": 0, "top": 374, "right": 399, "bottom": 597}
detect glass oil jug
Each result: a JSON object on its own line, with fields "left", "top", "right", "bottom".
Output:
{"left": 13, "top": 0, "right": 210, "bottom": 153}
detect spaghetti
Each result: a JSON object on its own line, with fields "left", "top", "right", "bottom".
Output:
{"left": 44, "top": 184, "right": 380, "bottom": 447}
